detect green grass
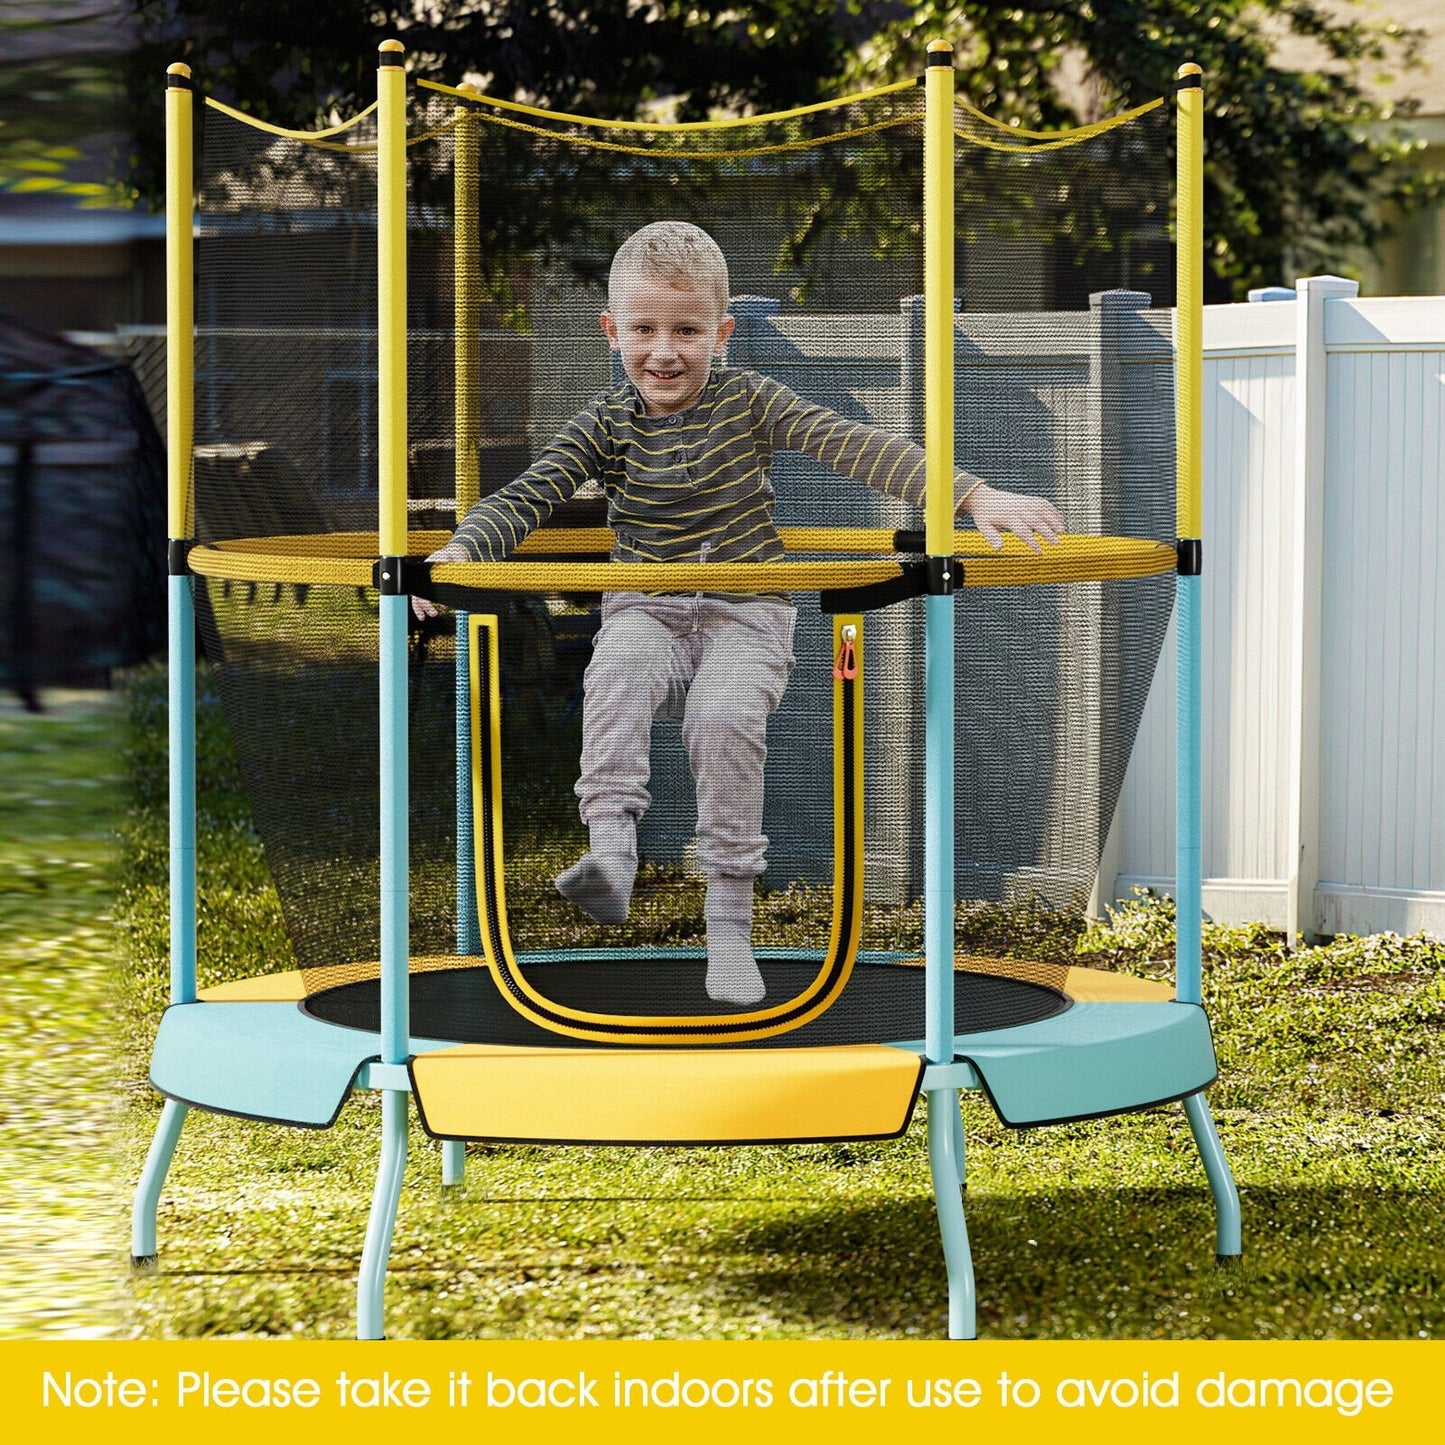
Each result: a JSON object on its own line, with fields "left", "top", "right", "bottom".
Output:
{"left": 0, "top": 690, "right": 128, "bottom": 1339}
{"left": 10, "top": 665, "right": 1445, "bottom": 1340}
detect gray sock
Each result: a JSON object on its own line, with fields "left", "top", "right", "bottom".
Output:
{"left": 556, "top": 818, "right": 636, "bottom": 925}
{"left": 705, "top": 873, "right": 764, "bottom": 1006}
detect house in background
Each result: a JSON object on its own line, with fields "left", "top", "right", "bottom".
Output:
{"left": 1367, "top": 0, "right": 1445, "bottom": 295}
{"left": 0, "top": 3, "right": 164, "bottom": 335}
{"left": 0, "top": 191, "right": 164, "bottom": 334}
{"left": 1265, "top": 0, "right": 1445, "bottom": 295}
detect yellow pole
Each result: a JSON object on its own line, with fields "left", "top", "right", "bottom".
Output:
{"left": 377, "top": 40, "right": 408, "bottom": 555}
{"left": 1175, "top": 63, "right": 1206, "bottom": 1007}
{"left": 923, "top": 41, "right": 955, "bottom": 554}
{"left": 921, "top": 40, "right": 974, "bottom": 1340}
{"left": 165, "top": 64, "right": 194, "bottom": 539}
{"left": 453, "top": 87, "right": 481, "bottom": 520}
{"left": 1176, "top": 63, "right": 1203, "bottom": 541}
{"left": 163, "top": 61, "right": 199, "bottom": 1012}
{"left": 366, "top": 44, "right": 413, "bottom": 1341}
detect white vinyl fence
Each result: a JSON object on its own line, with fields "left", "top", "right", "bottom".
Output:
{"left": 1105, "top": 280, "right": 1445, "bottom": 939}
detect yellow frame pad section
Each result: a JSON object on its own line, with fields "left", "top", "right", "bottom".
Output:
{"left": 1063, "top": 964, "right": 1175, "bottom": 1003}
{"left": 199, "top": 971, "right": 308, "bottom": 1003}
{"left": 187, "top": 531, "right": 1175, "bottom": 590}
{"left": 409, "top": 1043, "right": 925, "bottom": 1145}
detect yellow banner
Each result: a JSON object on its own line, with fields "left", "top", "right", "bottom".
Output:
{"left": 6, "top": 1340, "right": 1441, "bottom": 1444}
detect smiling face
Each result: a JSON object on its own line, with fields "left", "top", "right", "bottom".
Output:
{"left": 601, "top": 277, "right": 735, "bottom": 417}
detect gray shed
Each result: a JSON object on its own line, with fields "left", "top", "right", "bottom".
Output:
{"left": 0, "top": 313, "right": 165, "bottom": 707}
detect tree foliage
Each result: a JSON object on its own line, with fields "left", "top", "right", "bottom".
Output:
{"left": 838, "top": 1, "right": 1440, "bottom": 295}
{"left": 114, "top": 0, "right": 1439, "bottom": 297}
{"left": 1, "top": 2, "right": 128, "bottom": 202}
{"left": 119, "top": 3, "right": 883, "bottom": 196}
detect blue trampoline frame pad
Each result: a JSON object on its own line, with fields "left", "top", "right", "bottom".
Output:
{"left": 148, "top": 959, "right": 1217, "bottom": 1139}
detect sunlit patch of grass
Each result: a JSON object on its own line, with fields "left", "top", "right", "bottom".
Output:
{"left": 0, "top": 693, "right": 129, "bottom": 1339}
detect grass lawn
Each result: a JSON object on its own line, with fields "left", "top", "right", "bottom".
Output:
{"left": 0, "top": 689, "right": 128, "bottom": 1339}
{"left": 5, "top": 665, "right": 1442, "bottom": 1340}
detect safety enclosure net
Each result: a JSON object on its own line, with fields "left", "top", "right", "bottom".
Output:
{"left": 187, "top": 76, "right": 1176, "bottom": 1035}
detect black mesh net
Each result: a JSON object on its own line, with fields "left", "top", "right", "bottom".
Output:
{"left": 946, "top": 101, "right": 1176, "bottom": 909}
{"left": 302, "top": 957, "right": 1071, "bottom": 1049}
{"left": 189, "top": 81, "right": 1175, "bottom": 1038}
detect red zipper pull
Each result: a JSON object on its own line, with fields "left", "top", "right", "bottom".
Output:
{"left": 833, "top": 624, "right": 858, "bottom": 681}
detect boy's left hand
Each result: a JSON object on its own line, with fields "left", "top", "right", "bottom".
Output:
{"left": 411, "top": 541, "right": 471, "bottom": 621}
{"left": 963, "top": 483, "right": 1064, "bottom": 554}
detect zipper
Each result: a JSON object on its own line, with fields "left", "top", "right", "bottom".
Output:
{"left": 833, "top": 623, "right": 858, "bottom": 681}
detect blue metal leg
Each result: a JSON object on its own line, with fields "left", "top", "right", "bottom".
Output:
{"left": 445, "top": 613, "right": 473, "bottom": 1198}
{"left": 131, "top": 1098, "right": 189, "bottom": 1264}
{"left": 1175, "top": 573, "right": 1204, "bottom": 1005}
{"left": 952, "top": 1098, "right": 966, "bottom": 1190}
{"left": 1182, "top": 1089, "right": 1242, "bottom": 1260}
{"left": 441, "top": 1139, "right": 464, "bottom": 1188}
{"left": 357, "top": 1089, "right": 410, "bottom": 1339}
{"left": 927, "top": 1087, "right": 976, "bottom": 1339}
{"left": 168, "top": 577, "right": 197, "bottom": 1004}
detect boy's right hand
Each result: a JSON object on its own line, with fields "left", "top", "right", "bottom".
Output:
{"left": 410, "top": 542, "right": 471, "bottom": 620}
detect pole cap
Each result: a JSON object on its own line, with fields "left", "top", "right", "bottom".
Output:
{"left": 1177, "top": 62, "right": 1203, "bottom": 80}
{"left": 166, "top": 63, "right": 192, "bottom": 79}
{"left": 379, "top": 38, "right": 405, "bottom": 65}
{"left": 927, "top": 40, "right": 954, "bottom": 64}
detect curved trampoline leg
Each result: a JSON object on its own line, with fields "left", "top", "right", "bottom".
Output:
{"left": 952, "top": 1100, "right": 966, "bottom": 1190}
{"left": 441, "top": 1139, "right": 465, "bottom": 1188}
{"left": 1182, "top": 1089, "right": 1241, "bottom": 1260}
{"left": 131, "top": 1098, "right": 189, "bottom": 1264}
{"left": 358, "top": 1090, "right": 409, "bottom": 1339}
{"left": 927, "top": 1088, "right": 976, "bottom": 1339}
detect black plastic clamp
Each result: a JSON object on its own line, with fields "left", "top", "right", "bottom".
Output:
{"left": 1177, "top": 539, "right": 1203, "bottom": 576}
{"left": 167, "top": 538, "right": 195, "bottom": 576}
{"left": 373, "top": 556, "right": 416, "bottom": 595}
{"left": 926, "top": 554, "right": 959, "bottom": 594}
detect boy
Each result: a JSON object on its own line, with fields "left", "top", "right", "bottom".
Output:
{"left": 416, "top": 221, "right": 1063, "bottom": 1006}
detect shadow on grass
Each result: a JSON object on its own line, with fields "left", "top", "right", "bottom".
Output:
{"left": 696, "top": 1186, "right": 1444, "bottom": 1339}
{"left": 126, "top": 1171, "right": 1443, "bottom": 1339}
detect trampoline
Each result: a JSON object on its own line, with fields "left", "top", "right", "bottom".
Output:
{"left": 134, "top": 38, "right": 1241, "bottom": 1340}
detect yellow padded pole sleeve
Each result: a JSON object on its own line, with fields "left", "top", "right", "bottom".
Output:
{"left": 165, "top": 65, "right": 194, "bottom": 539}
{"left": 924, "top": 42, "right": 956, "bottom": 554}
{"left": 377, "top": 41, "right": 408, "bottom": 555}
{"left": 453, "top": 89, "right": 481, "bottom": 519}
{"left": 1176, "top": 64, "right": 1204, "bottom": 540}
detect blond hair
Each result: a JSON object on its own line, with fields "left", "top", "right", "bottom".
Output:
{"left": 608, "top": 221, "right": 730, "bottom": 315}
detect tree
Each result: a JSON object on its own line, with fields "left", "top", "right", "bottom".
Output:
{"left": 116, "top": 0, "right": 1437, "bottom": 298}
{"left": 1, "top": 2, "right": 130, "bottom": 204}
{"left": 118, "top": 3, "right": 890, "bottom": 200}
{"left": 836, "top": 1, "right": 1439, "bottom": 296}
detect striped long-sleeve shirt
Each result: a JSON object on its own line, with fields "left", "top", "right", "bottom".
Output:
{"left": 450, "top": 366, "right": 974, "bottom": 564}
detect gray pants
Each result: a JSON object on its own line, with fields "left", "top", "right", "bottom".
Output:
{"left": 577, "top": 592, "right": 797, "bottom": 877}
